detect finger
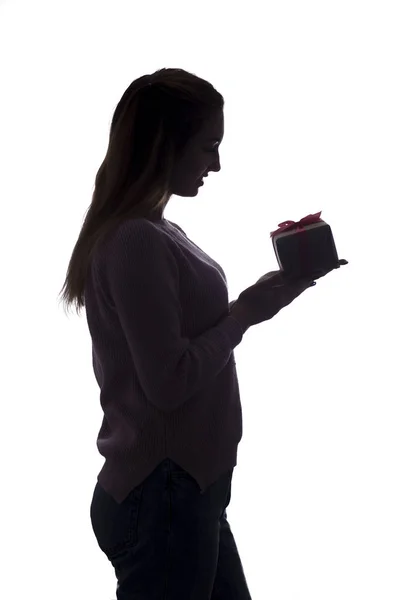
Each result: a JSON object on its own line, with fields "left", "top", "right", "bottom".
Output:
{"left": 257, "top": 271, "right": 281, "bottom": 283}
{"left": 333, "top": 259, "right": 349, "bottom": 270}
{"left": 307, "top": 268, "right": 325, "bottom": 279}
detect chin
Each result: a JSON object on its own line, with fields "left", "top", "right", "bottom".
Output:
{"left": 172, "top": 185, "right": 200, "bottom": 198}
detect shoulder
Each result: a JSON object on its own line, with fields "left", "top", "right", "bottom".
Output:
{"left": 167, "top": 221, "right": 187, "bottom": 237}
{"left": 104, "top": 219, "right": 182, "bottom": 268}
{"left": 107, "top": 218, "right": 169, "bottom": 249}
{"left": 100, "top": 218, "right": 180, "bottom": 280}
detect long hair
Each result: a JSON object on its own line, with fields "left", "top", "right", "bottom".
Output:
{"left": 58, "top": 67, "right": 224, "bottom": 317}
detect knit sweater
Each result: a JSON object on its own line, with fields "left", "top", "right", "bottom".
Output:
{"left": 84, "top": 217, "right": 245, "bottom": 503}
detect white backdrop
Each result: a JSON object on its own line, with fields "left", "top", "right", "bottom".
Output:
{"left": 1, "top": 0, "right": 399, "bottom": 599}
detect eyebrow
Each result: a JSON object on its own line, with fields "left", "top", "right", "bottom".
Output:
{"left": 206, "top": 138, "right": 221, "bottom": 144}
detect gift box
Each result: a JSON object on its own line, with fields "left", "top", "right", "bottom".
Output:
{"left": 270, "top": 211, "right": 339, "bottom": 280}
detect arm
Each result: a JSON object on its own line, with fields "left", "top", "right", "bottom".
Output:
{"left": 104, "top": 219, "right": 244, "bottom": 413}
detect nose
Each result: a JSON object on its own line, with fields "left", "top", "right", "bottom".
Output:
{"left": 208, "top": 160, "right": 221, "bottom": 174}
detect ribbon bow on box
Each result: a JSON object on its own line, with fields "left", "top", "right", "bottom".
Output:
{"left": 270, "top": 211, "right": 323, "bottom": 238}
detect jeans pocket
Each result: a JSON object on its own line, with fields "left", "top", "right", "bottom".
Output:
{"left": 90, "top": 482, "right": 143, "bottom": 556}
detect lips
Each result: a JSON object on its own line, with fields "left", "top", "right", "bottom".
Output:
{"left": 197, "top": 172, "right": 208, "bottom": 185}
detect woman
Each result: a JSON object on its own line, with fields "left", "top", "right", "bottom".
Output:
{"left": 59, "top": 68, "right": 346, "bottom": 599}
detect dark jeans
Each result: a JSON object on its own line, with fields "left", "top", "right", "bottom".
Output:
{"left": 90, "top": 458, "right": 252, "bottom": 600}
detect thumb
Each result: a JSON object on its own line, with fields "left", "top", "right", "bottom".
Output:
{"left": 256, "top": 271, "right": 282, "bottom": 284}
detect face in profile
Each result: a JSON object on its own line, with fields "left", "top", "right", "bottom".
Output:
{"left": 169, "top": 110, "right": 224, "bottom": 197}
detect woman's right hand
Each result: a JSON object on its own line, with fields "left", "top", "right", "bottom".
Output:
{"left": 230, "top": 260, "right": 348, "bottom": 330}
{"left": 230, "top": 271, "right": 314, "bottom": 330}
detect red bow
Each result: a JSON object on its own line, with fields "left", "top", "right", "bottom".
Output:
{"left": 270, "top": 211, "right": 323, "bottom": 237}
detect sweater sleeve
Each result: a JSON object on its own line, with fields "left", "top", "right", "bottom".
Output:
{"left": 103, "top": 219, "right": 244, "bottom": 413}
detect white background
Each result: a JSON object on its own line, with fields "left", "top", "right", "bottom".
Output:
{"left": 1, "top": 0, "right": 399, "bottom": 598}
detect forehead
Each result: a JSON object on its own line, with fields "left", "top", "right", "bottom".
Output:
{"left": 199, "top": 110, "right": 224, "bottom": 141}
